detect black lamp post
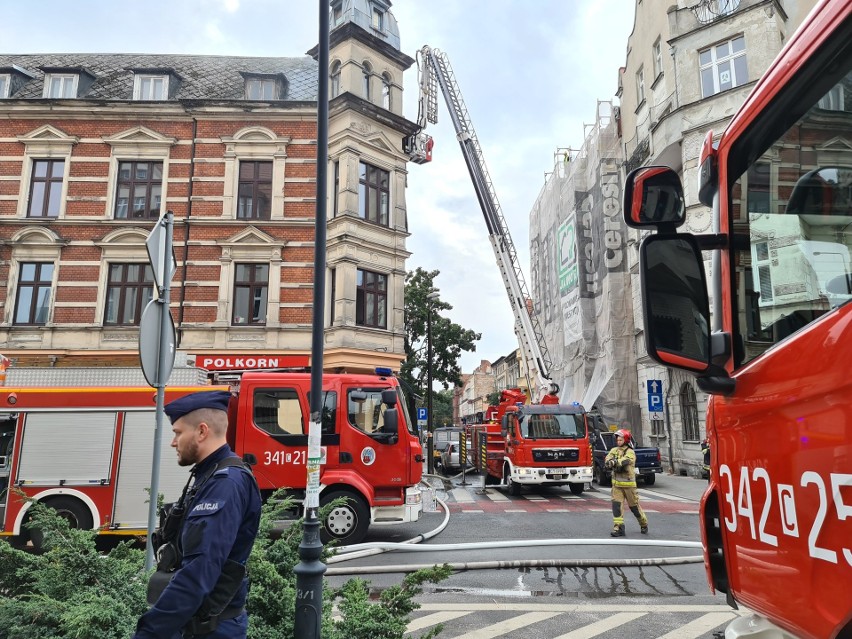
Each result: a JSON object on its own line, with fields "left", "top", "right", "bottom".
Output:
{"left": 425, "top": 290, "right": 440, "bottom": 474}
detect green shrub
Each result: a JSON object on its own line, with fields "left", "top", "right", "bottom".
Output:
{"left": 0, "top": 492, "right": 450, "bottom": 639}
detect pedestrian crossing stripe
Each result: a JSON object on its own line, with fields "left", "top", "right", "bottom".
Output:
{"left": 407, "top": 604, "right": 746, "bottom": 638}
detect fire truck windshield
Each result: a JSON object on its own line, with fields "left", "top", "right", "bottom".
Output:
{"left": 519, "top": 413, "right": 586, "bottom": 439}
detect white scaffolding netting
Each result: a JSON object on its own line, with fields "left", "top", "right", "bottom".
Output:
{"left": 530, "top": 101, "right": 640, "bottom": 426}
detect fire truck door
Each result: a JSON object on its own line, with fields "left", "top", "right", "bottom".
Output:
{"left": 344, "top": 388, "right": 409, "bottom": 492}
{"left": 242, "top": 387, "right": 340, "bottom": 491}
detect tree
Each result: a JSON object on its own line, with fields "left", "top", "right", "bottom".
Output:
{"left": 432, "top": 389, "right": 454, "bottom": 427}
{"left": 401, "top": 268, "right": 480, "bottom": 398}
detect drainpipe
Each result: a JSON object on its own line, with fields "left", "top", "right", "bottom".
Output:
{"left": 664, "top": 379, "right": 675, "bottom": 474}
{"left": 176, "top": 116, "right": 197, "bottom": 347}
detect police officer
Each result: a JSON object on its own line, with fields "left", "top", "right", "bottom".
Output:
{"left": 604, "top": 429, "right": 648, "bottom": 537}
{"left": 133, "top": 390, "right": 262, "bottom": 639}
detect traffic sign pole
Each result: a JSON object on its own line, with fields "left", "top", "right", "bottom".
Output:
{"left": 143, "top": 210, "right": 174, "bottom": 571}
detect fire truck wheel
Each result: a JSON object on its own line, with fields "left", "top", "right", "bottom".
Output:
{"left": 29, "top": 496, "right": 94, "bottom": 551}
{"left": 569, "top": 483, "right": 585, "bottom": 496}
{"left": 504, "top": 465, "right": 522, "bottom": 496}
{"left": 319, "top": 490, "right": 369, "bottom": 546}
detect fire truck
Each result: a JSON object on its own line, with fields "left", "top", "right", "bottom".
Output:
{"left": 624, "top": 1, "right": 852, "bottom": 637}
{"left": 407, "top": 46, "right": 594, "bottom": 492}
{"left": 470, "top": 387, "right": 593, "bottom": 495}
{"left": 0, "top": 369, "right": 423, "bottom": 547}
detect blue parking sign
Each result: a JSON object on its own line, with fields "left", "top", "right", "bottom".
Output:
{"left": 647, "top": 379, "right": 664, "bottom": 413}
{"left": 417, "top": 407, "right": 428, "bottom": 421}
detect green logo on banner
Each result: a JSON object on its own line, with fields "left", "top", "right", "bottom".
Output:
{"left": 558, "top": 219, "right": 577, "bottom": 294}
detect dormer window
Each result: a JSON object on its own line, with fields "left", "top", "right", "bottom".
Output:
{"left": 43, "top": 73, "right": 78, "bottom": 98}
{"left": 372, "top": 8, "right": 384, "bottom": 31}
{"left": 332, "top": 6, "right": 343, "bottom": 25}
{"left": 245, "top": 76, "right": 279, "bottom": 100}
{"left": 0, "top": 74, "right": 9, "bottom": 98}
{"left": 133, "top": 74, "right": 169, "bottom": 100}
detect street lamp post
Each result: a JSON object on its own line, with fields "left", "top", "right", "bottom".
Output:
{"left": 426, "top": 290, "right": 440, "bottom": 474}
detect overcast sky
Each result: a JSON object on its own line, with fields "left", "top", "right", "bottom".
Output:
{"left": 3, "top": 0, "right": 635, "bottom": 374}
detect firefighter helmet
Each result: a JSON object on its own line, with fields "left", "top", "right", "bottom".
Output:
{"left": 614, "top": 429, "right": 634, "bottom": 447}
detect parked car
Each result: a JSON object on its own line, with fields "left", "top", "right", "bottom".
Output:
{"left": 590, "top": 428, "right": 662, "bottom": 486}
{"left": 431, "top": 426, "right": 465, "bottom": 472}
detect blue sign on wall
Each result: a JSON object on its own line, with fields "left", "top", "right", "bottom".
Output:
{"left": 647, "top": 379, "right": 663, "bottom": 413}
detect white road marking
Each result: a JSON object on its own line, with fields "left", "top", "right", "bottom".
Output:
{"left": 552, "top": 612, "right": 648, "bottom": 639}
{"left": 450, "top": 611, "right": 562, "bottom": 639}
{"left": 406, "top": 610, "right": 473, "bottom": 633}
{"left": 654, "top": 612, "right": 738, "bottom": 638}
{"left": 451, "top": 488, "right": 475, "bottom": 502}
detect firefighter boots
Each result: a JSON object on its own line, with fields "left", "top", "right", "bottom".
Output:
{"left": 641, "top": 524, "right": 649, "bottom": 535}
{"left": 610, "top": 524, "right": 626, "bottom": 537}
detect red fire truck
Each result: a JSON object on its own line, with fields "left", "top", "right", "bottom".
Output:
{"left": 0, "top": 369, "right": 423, "bottom": 547}
{"left": 624, "top": 1, "right": 852, "bottom": 637}
{"left": 470, "top": 388, "right": 593, "bottom": 495}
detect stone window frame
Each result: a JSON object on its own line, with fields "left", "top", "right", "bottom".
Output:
{"left": 15, "top": 125, "right": 77, "bottom": 219}
{"left": 214, "top": 227, "right": 284, "bottom": 329}
{"left": 103, "top": 126, "right": 176, "bottom": 220}
{"left": 94, "top": 228, "right": 152, "bottom": 329}
{"left": 3, "top": 227, "right": 63, "bottom": 327}
{"left": 0, "top": 73, "right": 9, "bottom": 98}
{"left": 221, "top": 127, "right": 290, "bottom": 220}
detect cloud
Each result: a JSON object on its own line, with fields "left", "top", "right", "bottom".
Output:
{"left": 223, "top": 0, "right": 240, "bottom": 12}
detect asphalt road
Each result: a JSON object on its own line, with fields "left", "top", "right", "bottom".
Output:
{"left": 324, "top": 472, "right": 741, "bottom": 638}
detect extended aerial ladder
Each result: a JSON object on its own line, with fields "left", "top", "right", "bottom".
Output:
{"left": 405, "top": 46, "right": 557, "bottom": 402}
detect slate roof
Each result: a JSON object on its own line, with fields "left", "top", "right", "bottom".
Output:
{"left": 0, "top": 53, "right": 318, "bottom": 102}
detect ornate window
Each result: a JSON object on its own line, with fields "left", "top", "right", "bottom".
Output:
{"left": 104, "top": 263, "right": 154, "bottom": 326}
{"left": 14, "top": 262, "right": 54, "bottom": 325}
{"left": 700, "top": 36, "right": 748, "bottom": 98}
{"left": 330, "top": 61, "right": 341, "bottom": 98}
{"left": 114, "top": 161, "right": 163, "bottom": 219}
{"left": 358, "top": 161, "right": 389, "bottom": 226}
{"left": 232, "top": 263, "right": 269, "bottom": 326}
{"left": 356, "top": 268, "right": 387, "bottom": 329}
{"left": 679, "top": 382, "right": 701, "bottom": 442}
{"left": 237, "top": 161, "right": 273, "bottom": 220}
{"left": 27, "top": 159, "right": 65, "bottom": 218}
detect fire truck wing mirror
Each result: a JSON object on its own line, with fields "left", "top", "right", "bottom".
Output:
{"left": 786, "top": 166, "right": 852, "bottom": 216}
{"left": 381, "top": 388, "right": 397, "bottom": 407}
{"left": 624, "top": 166, "right": 686, "bottom": 230}
{"left": 640, "top": 234, "right": 711, "bottom": 374}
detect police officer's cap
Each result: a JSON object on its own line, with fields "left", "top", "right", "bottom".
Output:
{"left": 165, "top": 390, "right": 232, "bottom": 424}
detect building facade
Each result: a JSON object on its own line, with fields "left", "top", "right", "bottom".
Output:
{"left": 616, "top": 0, "right": 818, "bottom": 474}
{"left": 0, "top": 0, "right": 418, "bottom": 385}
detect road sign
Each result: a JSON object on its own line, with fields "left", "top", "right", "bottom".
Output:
{"left": 145, "top": 211, "right": 176, "bottom": 290}
{"left": 647, "top": 379, "right": 664, "bottom": 413}
{"left": 139, "top": 299, "right": 176, "bottom": 387}
{"left": 417, "top": 407, "right": 428, "bottom": 421}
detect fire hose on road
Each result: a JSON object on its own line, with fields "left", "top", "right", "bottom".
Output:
{"left": 325, "top": 478, "right": 703, "bottom": 576}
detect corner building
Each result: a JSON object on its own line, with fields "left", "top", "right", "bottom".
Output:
{"left": 0, "top": 0, "right": 417, "bottom": 384}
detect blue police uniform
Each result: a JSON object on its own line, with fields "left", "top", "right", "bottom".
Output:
{"left": 133, "top": 392, "right": 263, "bottom": 639}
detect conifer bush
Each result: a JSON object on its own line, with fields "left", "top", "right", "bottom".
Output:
{"left": 0, "top": 492, "right": 450, "bottom": 638}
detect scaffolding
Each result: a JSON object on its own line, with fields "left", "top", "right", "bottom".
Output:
{"left": 529, "top": 101, "right": 640, "bottom": 427}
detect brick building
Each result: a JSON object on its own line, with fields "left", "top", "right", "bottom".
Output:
{"left": 0, "top": 0, "right": 418, "bottom": 384}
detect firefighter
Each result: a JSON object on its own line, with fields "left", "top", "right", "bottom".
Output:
{"left": 134, "top": 390, "right": 262, "bottom": 639}
{"left": 701, "top": 438, "right": 711, "bottom": 480}
{"left": 604, "top": 429, "right": 648, "bottom": 537}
